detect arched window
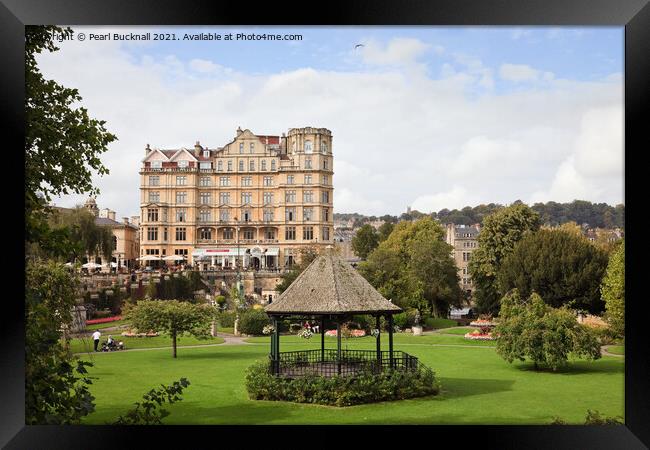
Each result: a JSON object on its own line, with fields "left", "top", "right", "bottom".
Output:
{"left": 304, "top": 140, "right": 313, "bottom": 153}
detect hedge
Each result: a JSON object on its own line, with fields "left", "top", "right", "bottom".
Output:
{"left": 238, "top": 309, "right": 271, "bottom": 335}
{"left": 245, "top": 361, "right": 439, "bottom": 406}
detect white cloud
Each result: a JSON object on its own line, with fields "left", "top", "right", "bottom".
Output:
{"left": 358, "top": 38, "right": 430, "bottom": 66}
{"left": 499, "top": 63, "right": 540, "bottom": 82}
{"left": 36, "top": 28, "right": 623, "bottom": 217}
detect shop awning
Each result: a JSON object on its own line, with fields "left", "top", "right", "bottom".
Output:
{"left": 137, "top": 255, "right": 161, "bottom": 261}
{"left": 264, "top": 248, "right": 280, "bottom": 256}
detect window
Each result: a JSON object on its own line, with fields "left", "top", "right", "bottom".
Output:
{"left": 176, "top": 176, "right": 187, "bottom": 186}
{"left": 286, "top": 207, "right": 295, "bottom": 221}
{"left": 219, "top": 176, "right": 230, "bottom": 186}
{"left": 242, "top": 209, "right": 251, "bottom": 222}
{"left": 263, "top": 176, "right": 273, "bottom": 186}
{"left": 241, "top": 176, "right": 252, "bottom": 186}
{"left": 176, "top": 209, "right": 187, "bottom": 222}
{"left": 176, "top": 191, "right": 187, "bottom": 204}
{"left": 220, "top": 209, "right": 230, "bottom": 221}
{"left": 175, "top": 227, "right": 186, "bottom": 241}
{"left": 203, "top": 150, "right": 210, "bottom": 158}
{"left": 145, "top": 249, "right": 160, "bottom": 255}
{"left": 200, "top": 192, "right": 211, "bottom": 205}
{"left": 322, "top": 191, "right": 330, "bottom": 203}
{"left": 303, "top": 207, "right": 313, "bottom": 221}
{"left": 261, "top": 160, "right": 267, "bottom": 171}
{"left": 217, "top": 160, "right": 223, "bottom": 171}
{"left": 239, "top": 160, "right": 244, "bottom": 172}
{"left": 199, "top": 210, "right": 211, "bottom": 222}
{"left": 241, "top": 192, "right": 252, "bottom": 205}
{"left": 147, "top": 227, "right": 158, "bottom": 241}
{"left": 223, "top": 228, "right": 234, "bottom": 239}
{"left": 243, "top": 229, "right": 254, "bottom": 240}
{"left": 178, "top": 160, "right": 188, "bottom": 168}
{"left": 322, "top": 226, "right": 330, "bottom": 241}
{"left": 305, "top": 157, "right": 312, "bottom": 169}
{"left": 323, "top": 208, "right": 329, "bottom": 222}
{"left": 219, "top": 192, "right": 230, "bottom": 205}
{"left": 287, "top": 175, "right": 294, "bottom": 184}
{"left": 321, "top": 141, "right": 328, "bottom": 152}
{"left": 163, "top": 227, "right": 168, "bottom": 241}
{"left": 250, "top": 143, "right": 255, "bottom": 153}
{"left": 263, "top": 192, "right": 273, "bottom": 204}
{"left": 147, "top": 208, "right": 158, "bottom": 222}
{"left": 200, "top": 176, "right": 211, "bottom": 186}
{"left": 149, "top": 176, "right": 159, "bottom": 186}
{"left": 151, "top": 161, "right": 162, "bottom": 169}
{"left": 323, "top": 159, "right": 329, "bottom": 170}
{"left": 239, "top": 142, "right": 244, "bottom": 154}
{"left": 285, "top": 190, "right": 296, "bottom": 203}
{"left": 285, "top": 226, "right": 296, "bottom": 240}
{"left": 175, "top": 249, "right": 189, "bottom": 256}
{"left": 264, "top": 228, "right": 275, "bottom": 239}
{"left": 322, "top": 175, "right": 329, "bottom": 185}
{"left": 303, "top": 191, "right": 313, "bottom": 202}
{"left": 199, "top": 162, "right": 211, "bottom": 170}
{"left": 303, "top": 226, "right": 313, "bottom": 240}
{"left": 271, "top": 160, "right": 276, "bottom": 170}
{"left": 462, "top": 268, "right": 467, "bottom": 275}
{"left": 227, "top": 160, "right": 232, "bottom": 171}
{"left": 263, "top": 209, "right": 274, "bottom": 222}
{"left": 463, "top": 252, "right": 471, "bottom": 262}
{"left": 149, "top": 191, "right": 160, "bottom": 202}
{"left": 304, "top": 140, "right": 313, "bottom": 153}
{"left": 249, "top": 160, "right": 255, "bottom": 171}
{"left": 304, "top": 174, "right": 312, "bottom": 184}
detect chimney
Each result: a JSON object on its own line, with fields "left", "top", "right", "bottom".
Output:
{"left": 145, "top": 143, "right": 151, "bottom": 156}
{"left": 123, "top": 217, "right": 130, "bottom": 225}
{"left": 194, "top": 140, "right": 202, "bottom": 157}
{"left": 280, "top": 133, "right": 287, "bottom": 153}
{"left": 108, "top": 210, "right": 116, "bottom": 221}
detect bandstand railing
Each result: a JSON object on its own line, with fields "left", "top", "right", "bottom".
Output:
{"left": 269, "top": 349, "right": 430, "bottom": 378}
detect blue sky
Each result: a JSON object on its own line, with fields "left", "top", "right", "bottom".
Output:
{"left": 40, "top": 26, "right": 623, "bottom": 217}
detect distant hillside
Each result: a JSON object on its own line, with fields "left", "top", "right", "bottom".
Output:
{"left": 335, "top": 200, "right": 624, "bottom": 229}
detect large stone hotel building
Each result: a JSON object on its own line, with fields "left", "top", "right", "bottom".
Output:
{"left": 139, "top": 126, "right": 334, "bottom": 270}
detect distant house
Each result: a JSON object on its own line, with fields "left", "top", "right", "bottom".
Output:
{"left": 449, "top": 307, "right": 474, "bottom": 319}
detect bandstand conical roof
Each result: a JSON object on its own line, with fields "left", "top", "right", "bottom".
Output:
{"left": 264, "top": 251, "right": 401, "bottom": 316}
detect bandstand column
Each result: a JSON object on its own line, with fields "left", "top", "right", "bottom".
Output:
{"left": 320, "top": 316, "right": 325, "bottom": 363}
{"left": 388, "top": 314, "right": 394, "bottom": 369}
{"left": 375, "top": 315, "right": 381, "bottom": 368}
{"left": 336, "top": 318, "right": 341, "bottom": 375}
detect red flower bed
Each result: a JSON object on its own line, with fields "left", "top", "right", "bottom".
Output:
{"left": 86, "top": 315, "right": 122, "bottom": 325}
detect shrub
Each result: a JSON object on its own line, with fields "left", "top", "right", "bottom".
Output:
{"left": 351, "top": 315, "right": 373, "bottom": 331}
{"left": 214, "top": 295, "right": 227, "bottom": 309}
{"left": 289, "top": 323, "right": 302, "bottom": 333}
{"left": 238, "top": 309, "right": 271, "bottom": 335}
{"left": 93, "top": 309, "right": 113, "bottom": 319}
{"left": 393, "top": 309, "right": 418, "bottom": 329}
{"left": 217, "top": 311, "right": 236, "bottom": 328}
{"left": 245, "top": 361, "right": 439, "bottom": 406}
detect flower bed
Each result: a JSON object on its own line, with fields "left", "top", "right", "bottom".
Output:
{"left": 464, "top": 330, "right": 497, "bottom": 340}
{"left": 325, "top": 329, "right": 366, "bottom": 337}
{"left": 469, "top": 319, "right": 497, "bottom": 327}
{"left": 120, "top": 330, "right": 159, "bottom": 337}
{"left": 86, "top": 315, "right": 122, "bottom": 325}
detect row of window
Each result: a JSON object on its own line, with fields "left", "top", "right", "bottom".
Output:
{"left": 462, "top": 251, "right": 472, "bottom": 262}
{"left": 146, "top": 226, "right": 330, "bottom": 242}
{"left": 144, "top": 248, "right": 189, "bottom": 256}
{"left": 289, "top": 140, "right": 329, "bottom": 153}
{"left": 461, "top": 241, "right": 477, "bottom": 248}
{"left": 148, "top": 156, "right": 330, "bottom": 173}
{"left": 147, "top": 190, "right": 331, "bottom": 204}
{"left": 149, "top": 173, "right": 330, "bottom": 187}
{"left": 147, "top": 206, "right": 330, "bottom": 223}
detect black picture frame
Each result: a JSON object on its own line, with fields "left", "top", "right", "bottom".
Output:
{"left": 2, "top": 0, "right": 647, "bottom": 448}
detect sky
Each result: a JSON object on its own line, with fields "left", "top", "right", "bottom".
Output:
{"left": 37, "top": 26, "right": 624, "bottom": 217}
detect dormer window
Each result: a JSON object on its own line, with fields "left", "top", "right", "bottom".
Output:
{"left": 304, "top": 140, "right": 313, "bottom": 153}
{"left": 151, "top": 161, "right": 162, "bottom": 169}
{"left": 178, "top": 160, "right": 188, "bottom": 168}
{"left": 203, "top": 150, "right": 210, "bottom": 158}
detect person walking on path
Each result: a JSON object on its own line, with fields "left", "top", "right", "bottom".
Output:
{"left": 92, "top": 330, "right": 101, "bottom": 352}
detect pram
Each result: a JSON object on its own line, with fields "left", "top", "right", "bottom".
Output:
{"left": 100, "top": 338, "right": 125, "bottom": 351}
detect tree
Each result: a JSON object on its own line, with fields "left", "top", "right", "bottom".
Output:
{"left": 602, "top": 240, "right": 625, "bottom": 338}
{"left": 377, "top": 222, "right": 394, "bottom": 242}
{"left": 359, "top": 217, "right": 462, "bottom": 316}
{"left": 276, "top": 246, "right": 320, "bottom": 294}
{"left": 123, "top": 300, "right": 214, "bottom": 358}
{"left": 351, "top": 224, "right": 379, "bottom": 259}
{"left": 25, "top": 26, "right": 116, "bottom": 246}
{"left": 26, "top": 260, "right": 95, "bottom": 424}
{"left": 468, "top": 203, "right": 541, "bottom": 315}
{"left": 497, "top": 229, "right": 609, "bottom": 313}
{"left": 495, "top": 290, "right": 601, "bottom": 371}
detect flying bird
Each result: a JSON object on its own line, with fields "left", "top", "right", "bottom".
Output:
{"left": 354, "top": 44, "right": 364, "bottom": 49}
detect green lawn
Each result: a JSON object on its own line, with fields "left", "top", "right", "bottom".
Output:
{"left": 84, "top": 319, "right": 128, "bottom": 331}
{"left": 424, "top": 317, "right": 458, "bottom": 329}
{"left": 77, "top": 333, "right": 623, "bottom": 425}
{"left": 607, "top": 345, "right": 624, "bottom": 355}
{"left": 436, "top": 327, "right": 475, "bottom": 335}
{"left": 69, "top": 333, "right": 224, "bottom": 354}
